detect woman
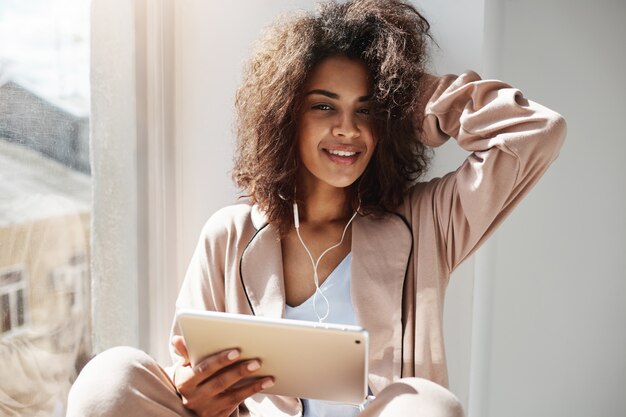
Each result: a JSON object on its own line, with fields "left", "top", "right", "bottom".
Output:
{"left": 67, "top": 1, "right": 566, "bottom": 416}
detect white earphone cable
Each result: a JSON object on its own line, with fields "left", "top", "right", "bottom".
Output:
{"left": 293, "top": 202, "right": 360, "bottom": 322}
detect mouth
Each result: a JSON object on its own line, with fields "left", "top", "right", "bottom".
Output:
{"left": 327, "top": 149, "right": 357, "bottom": 157}
{"left": 322, "top": 147, "right": 362, "bottom": 165}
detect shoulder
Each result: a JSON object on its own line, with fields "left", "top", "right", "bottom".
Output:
{"left": 198, "top": 203, "right": 256, "bottom": 246}
{"left": 397, "top": 175, "right": 444, "bottom": 211}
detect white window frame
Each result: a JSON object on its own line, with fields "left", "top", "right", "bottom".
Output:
{"left": 136, "top": 0, "right": 180, "bottom": 364}
{"left": 91, "top": 0, "right": 180, "bottom": 364}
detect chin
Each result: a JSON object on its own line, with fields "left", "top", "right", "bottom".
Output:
{"left": 326, "top": 177, "right": 360, "bottom": 189}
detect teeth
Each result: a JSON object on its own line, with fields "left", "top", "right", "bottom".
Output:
{"left": 327, "top": 149, "right": 357, "bottom": 157}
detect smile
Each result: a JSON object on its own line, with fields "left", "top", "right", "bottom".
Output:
{"left": 322, "top": 148, "right": 361, "bottom": 166}
{"left": 327, "top": 149, "right": 357, "bottom": 157}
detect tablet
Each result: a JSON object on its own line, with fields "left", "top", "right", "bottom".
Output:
{"left": 176, "top": 309, "right": 369, "bottom": 404}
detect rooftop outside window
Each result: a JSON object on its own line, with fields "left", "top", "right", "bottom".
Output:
{"left": 0, "top": 1, "right": 92, "bottom": 415}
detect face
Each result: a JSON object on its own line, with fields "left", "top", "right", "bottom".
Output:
{"left": 296, "top": 55, "right": 376, "bottom": 193}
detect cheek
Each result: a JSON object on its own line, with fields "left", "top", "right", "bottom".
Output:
{"left": 365, "top": 133, "right": 378, "bottom": 160}
{"left": 361, "top": 121, "right": 376, "bottom": 145}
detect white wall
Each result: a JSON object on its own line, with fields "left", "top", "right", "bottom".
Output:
{"left": 174, "top": 0, "right": 314, "bottom": 285}
{"left": 482, "top": 1, "right": 626, "bottom": 416}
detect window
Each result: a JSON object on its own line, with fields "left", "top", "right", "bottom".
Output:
{"left": 49, "top": 254, "right": 88, "bottom": 315}
{"left": 0, "top": 267, "right": 29, "bottom": 335}
{"left": 0, "top": 0, "right": 92, "bottom": 415}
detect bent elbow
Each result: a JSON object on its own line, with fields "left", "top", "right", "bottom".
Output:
{"left": 545, "top": 111, "right": 567, "bottom": 163}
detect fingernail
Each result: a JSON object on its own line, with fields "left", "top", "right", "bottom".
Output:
{"left": 227, "top": 350, "right": 240, "bottom": 361}
{"left": 261, "top": 378, "right": 275, "bottom": 389}
{"left": 247, "top": 360, "right": 261, "bottom": 371}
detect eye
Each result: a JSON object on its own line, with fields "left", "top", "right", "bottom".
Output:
{"left": 357, "top": 107, "right": 370, "bottom": 115}
{"left": 312, "top": 104, "right": 333, "bottom": 111}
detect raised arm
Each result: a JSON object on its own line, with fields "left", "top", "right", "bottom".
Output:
{"left": 408, "top": 71, "right": 567, "bottom": 272}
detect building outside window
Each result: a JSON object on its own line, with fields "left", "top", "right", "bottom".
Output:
{"left": 0, "top": 0, "right": 92, "bottom": 415}
{"left": 0, "top": 267, "right": 28, "bottom": 336}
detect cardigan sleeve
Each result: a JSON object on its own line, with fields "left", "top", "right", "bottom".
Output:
{"left": 409, "top": 70, "right": 566, "bottom": 272}
{"left": 168, "top": 215, "right": 228, "bottom": 364}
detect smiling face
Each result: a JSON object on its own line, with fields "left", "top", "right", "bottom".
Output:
{"left": 296, "top": 55, "right": 376, "bottom": 194}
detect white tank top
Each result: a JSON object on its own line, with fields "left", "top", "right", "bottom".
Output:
{"left": 284, "top": 253, "right": 360, "bottom": 417}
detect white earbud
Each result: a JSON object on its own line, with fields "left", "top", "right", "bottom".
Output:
{"left": 293, "top": 203, "right": 300, "bottom": 229}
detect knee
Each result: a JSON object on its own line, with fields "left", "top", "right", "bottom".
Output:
{"left": 67, "top": 346, "right": 155, "bottom": 416}
{"left": 373, "top": 378, "right": 464, "bottom": 417}
{"left": 75, "top": 346, "right": 153, "bottom": 385}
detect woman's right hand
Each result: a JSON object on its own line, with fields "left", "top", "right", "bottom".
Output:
{"left": 171, "top": 335, "right": 275, "bottom": 417}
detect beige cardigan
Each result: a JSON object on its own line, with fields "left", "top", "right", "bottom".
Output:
{"left": 170, "top": 71, "right": 566, "bottom": 416}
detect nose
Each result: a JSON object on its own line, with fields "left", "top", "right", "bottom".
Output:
{"left": 331, "top": 112, "right": 360, "bottom": 139}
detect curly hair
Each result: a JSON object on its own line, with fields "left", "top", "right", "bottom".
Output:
{"left": 233, "top": 0, "right": 434, "bottom": 234}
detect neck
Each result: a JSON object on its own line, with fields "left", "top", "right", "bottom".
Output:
{"left": 297, "top": 182, "right": 353, "bottom": 226}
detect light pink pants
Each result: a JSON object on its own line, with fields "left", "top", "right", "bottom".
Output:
{"left": 66, "top": 347, "right": 464, "bottom": 417}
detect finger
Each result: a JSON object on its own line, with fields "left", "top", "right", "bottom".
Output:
{"left": 201, "top": 359, "right": 263, "bottom": 396}
{"left": 217, "top": 376, "right": 275, "bottom": 411}
{"left": 177, "top": 360, "right": 261, "bottom": 413}
{"left": 177, "top": 348, "right": 241, "bottom": 395}
{"left": 174, "top": 362, "right": 196, "bottom": 396}
{"left": 204, "top": 376, "right": 275, "bottom": 416}
{"left": 182, "top": 359, "right": 261, "bottom": 410}
{"left": 171, "top": 335, "right": 189, "bottom": 365}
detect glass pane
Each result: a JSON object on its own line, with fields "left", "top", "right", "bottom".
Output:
{"left": 16, "top": 288, "right": 24, "bottom": 326}
{"left": 1, "top": 293, "right": 10, "bottom": 333}
{"left": 0, "top": 0, "right": 92, "bottom": 415}
{"left": 0, "top": 270, "right": 22, "bottom": 286}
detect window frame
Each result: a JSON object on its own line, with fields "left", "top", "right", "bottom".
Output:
{"left": 90, "top": 0, "right": 179, "bottom": 364}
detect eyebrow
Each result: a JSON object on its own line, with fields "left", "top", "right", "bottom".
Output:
{"left": 305, "top": 89, "right": 371, "bottom": 102}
